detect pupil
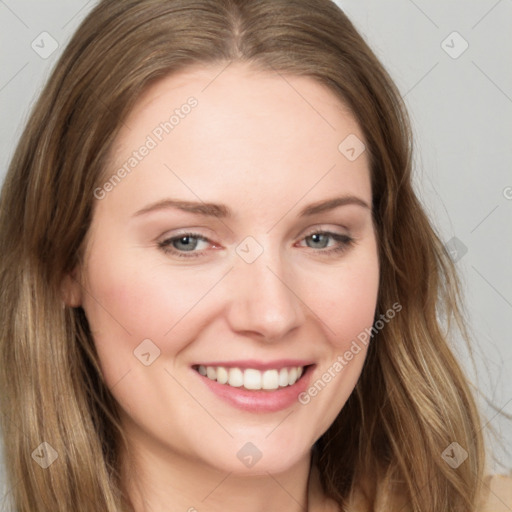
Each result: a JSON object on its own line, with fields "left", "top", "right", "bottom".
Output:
{"left": 311, "top": 234, "right": 326, "bottom": 248}
{"left": 176, "top": 236, "right": 196, "bottom": 251}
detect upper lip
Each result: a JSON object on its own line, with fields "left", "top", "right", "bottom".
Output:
{"left": 193, "top": 359, "right": 315, "bottom": 371}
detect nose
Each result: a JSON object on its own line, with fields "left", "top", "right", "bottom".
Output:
{"left": 225, "top": 247, "right": 305, "bottom": 342}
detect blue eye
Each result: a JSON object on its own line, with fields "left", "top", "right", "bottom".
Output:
{"left": 158, "top": 233, "right": 210, "bottom": 258}
{"left": 301, "top": 232, "right": 354, "bottom": 253}
{"left": 158, "top": 231, "right": 355, "bottom": 259}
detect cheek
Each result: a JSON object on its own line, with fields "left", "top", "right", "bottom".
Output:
{"left": 297, "top": 255, "right": 379, "bottom": 431}
{"left": 83, "top": 240, "right": 221, "bottom": 332}
{"left": 80, "top": 245, "right": 219, "bottom": 384}
{"left": 314, "top": 252, "right": 380, "bottom": 350}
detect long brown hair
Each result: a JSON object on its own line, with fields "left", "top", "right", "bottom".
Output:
{"left": 0, "top": 0, "right": 487, "bottom": 510}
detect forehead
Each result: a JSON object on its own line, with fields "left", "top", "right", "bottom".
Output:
{"left": 102, "top": 62, "right": 371, "bottom": 219}
{"left": 127, "top": 61, "right": 356, "bottom": 128}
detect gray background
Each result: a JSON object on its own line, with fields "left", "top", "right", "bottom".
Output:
{"left": 1, "top": 0, "right": 511, "bottom": 506}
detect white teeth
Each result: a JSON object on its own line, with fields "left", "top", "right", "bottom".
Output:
{"left": 244, "top": 369, "right": 262, "bottom": 390}
{"left": 278, "top": 368, "right": 289, "bottom": 387}
{"left": 197, "top": 365, "right": 306, "bottom": 390}
{"left": 216, "top": 366, "right": 229, "bottom": 384}
{"left": 228, "top": 367, "right": 244, "bottom": 387}
{"left": 262, "top": 369, "right": 279, "bottom": 390}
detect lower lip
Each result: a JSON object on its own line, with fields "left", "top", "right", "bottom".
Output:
{"left": 195, "top": 366, "right": 314, "bottom": 413}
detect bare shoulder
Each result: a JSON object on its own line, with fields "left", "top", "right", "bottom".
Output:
{"left": 480, "top": 474, "right": 512, "bottom": 512}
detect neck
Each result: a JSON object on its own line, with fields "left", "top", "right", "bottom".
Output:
{"left": 120, "top": 441, "right": 332, "bottom": 512}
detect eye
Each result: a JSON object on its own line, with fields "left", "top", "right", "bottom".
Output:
{"left": 158, "top": 232, "right": 212, "bottom": 258}
{"left": 297, "top": 231, "right": 355, "bottom": 256}
{"left": 158, "top": 230, "right": 355, "bottom": 259}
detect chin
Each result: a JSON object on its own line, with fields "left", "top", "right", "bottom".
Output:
{"left": 193, "top": 431, "right": 314, "bottom": 476}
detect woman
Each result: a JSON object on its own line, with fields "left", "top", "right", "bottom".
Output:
{"left": 0, "top": 0, "right": 510, "bottom": 510}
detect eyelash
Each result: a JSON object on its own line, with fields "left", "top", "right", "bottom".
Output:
{"left": 158, "top": 230, "right": 355, "bottom": 259}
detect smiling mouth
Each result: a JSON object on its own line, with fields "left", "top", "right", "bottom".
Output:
{"left": 192, "top": 365, "right": 311, "bottom": 391}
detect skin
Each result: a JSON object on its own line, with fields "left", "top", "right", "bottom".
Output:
{"left": 63, "top": 62, "right": 380, "bottom": 512}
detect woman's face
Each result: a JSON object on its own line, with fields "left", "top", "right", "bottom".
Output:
{"left": 71, "top": 62, "right": 379, "bottom": 476}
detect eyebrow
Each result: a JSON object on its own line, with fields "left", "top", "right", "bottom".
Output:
{"left": 132, "top": 195, "right": 371, "bottom": 219}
